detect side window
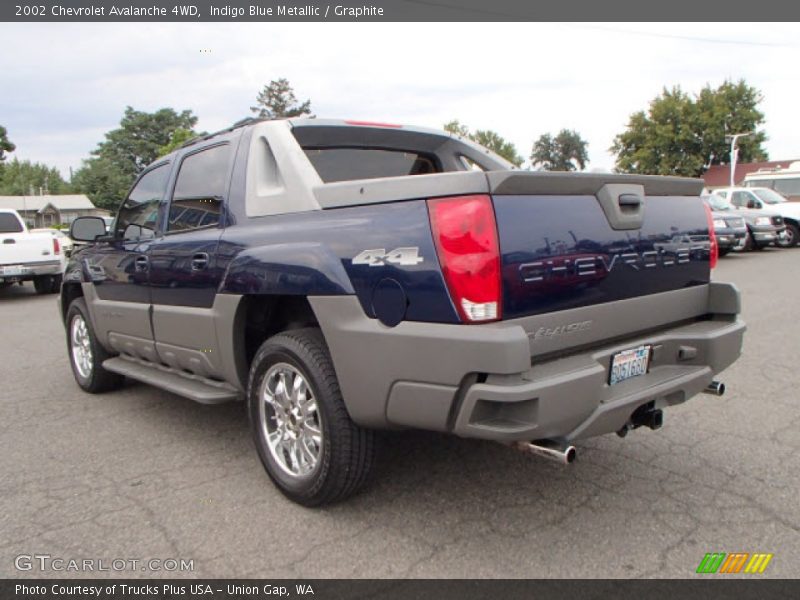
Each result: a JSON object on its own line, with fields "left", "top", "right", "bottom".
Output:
{"left": 168, "top": 144, "right": 230, "bottom": 233}
{"left": 116, "top": 164, "right": 170, "bottom": 241}
{"left": 716, "top": 190, "right": 728, "bottom": 199}
{"left": 731, "top": 192, "right": 748, "bottom": 207}
{"left": 775, "top": 179, "right": 800, "bottom": 196}
{"left": 733, "top": 191, "right": 761, "bottom": 208}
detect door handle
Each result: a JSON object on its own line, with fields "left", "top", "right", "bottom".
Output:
{"left": 134, "top": 255, "right": 149, "bottom": 272}
{"left": 191, "top": 252, "right": 209, "bottom": 271}
{"left": 596, "top": 184, "right": 645, "bottom": 230}
{"left": 618, "top": 193, "right": 642, "bottom": 208}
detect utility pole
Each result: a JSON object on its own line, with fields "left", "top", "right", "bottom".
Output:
{"left": 726, "top": 132, "right": 752, "bottom": 187}
{"left": 22, "top": 184, "right": 32, "bottom": 227}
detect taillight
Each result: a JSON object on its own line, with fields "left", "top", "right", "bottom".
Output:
{"left": 703, "top": 203, "right": 718, "bottom": 269}
{"left": 53, "top": 237, "right": 60, "bottom": 256}
{"left": 427, "top": 194, "right": 501, "bottom": 323}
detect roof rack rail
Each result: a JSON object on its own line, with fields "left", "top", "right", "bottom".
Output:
{"left": 179, "top": 116, "right": 270, "bottom": 149}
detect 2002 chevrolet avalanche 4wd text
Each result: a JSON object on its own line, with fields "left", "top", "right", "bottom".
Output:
{"left": 62, "top": 118, "right": 745, "bottom": 506}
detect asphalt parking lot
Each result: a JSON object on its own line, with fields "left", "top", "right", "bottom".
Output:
{"left": 1, "top": 248, "right": 798, "bottom": 579}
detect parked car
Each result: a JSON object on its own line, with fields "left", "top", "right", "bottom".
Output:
{"left": 0, "top": 209, "right": 65, "bottom": 293}
{"left": 31, "top": 228, "right": 75, "bottom": 257}
{"left": 62, "top": 118, "right": 745, "bottom": 506}
{"left": 701, "top": 194, "right": 749, "bottom": 255}
{"left": 714, "top": 186, "right": 797, "bottom": 247}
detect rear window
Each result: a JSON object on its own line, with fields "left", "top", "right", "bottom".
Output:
{"left": 303, "top": 147, "right": 441, "bottom": 183}
{"left": 0, "top": 213, "right": 23, "bottom": 233}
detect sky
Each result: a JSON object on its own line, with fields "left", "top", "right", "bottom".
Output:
{"left": 1, "top": 22, "right": 799, "bottom": 178}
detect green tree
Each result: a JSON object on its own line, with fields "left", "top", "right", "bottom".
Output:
{"left": 251, "top": 78, "right": 313, "bottom": 119}
{"left": 611, "top": 80, "right": 767, "bottom": 177}
{"left": 443, "top": 119, "right": 470, "bottom": 138}
{"left": 444, "top": 120, "right": 523, "bottom": 167}
{"left": 73, "top": 106, "right": 199, "bottom": 209}
{"left": 94, "top": 106, "right": 199, "bottom": 174}
{"left": 0, "top": 158, "right": 71, "bottom": 196}
{"left": 157, "top": 127, "right": 199, "bottom": 157}
{"left": 531, "top": 129, "right": 589, "bottom": 171}
{"left": 694, "top": 80, "right": 768, "bottom": 167}
{"left": 0, "top": 125, "right": 14, "bottom": 162}
{"left": 71, "top": 157, "right": 133, "bottom": 211}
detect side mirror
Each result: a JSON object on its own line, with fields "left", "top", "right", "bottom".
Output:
{"left": 70, "top": 217, "right": 108, "bottom": 242}
{"left": 123, "top": 223, "right": 142, "bottom": 240}
{"left": 747, "top": 200, "right": 757, "bottom": 209}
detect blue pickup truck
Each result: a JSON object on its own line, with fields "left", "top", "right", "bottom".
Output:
{"left": 62, "top": 118, "right": 745, "bottom": 506}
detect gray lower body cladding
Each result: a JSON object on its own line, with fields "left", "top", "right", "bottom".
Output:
{"left": 453, "top": 318, "right": 742, "bottom": 441}
{"left": 310, "top": 283, "right": 745, "bottom": 443}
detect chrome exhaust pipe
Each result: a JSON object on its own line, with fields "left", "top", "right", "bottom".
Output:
{"left": 511, "top": 440, "right": 576, "bottom": 465}
{"left": 703, "top": 381, "right": 726, "bottom": 396}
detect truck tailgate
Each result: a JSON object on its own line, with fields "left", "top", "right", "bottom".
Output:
{"left": 487, "top": 172, "right": 711, "bottom": 321}
{"left": 0, "top": 233, "right": 54, "bottom": 266}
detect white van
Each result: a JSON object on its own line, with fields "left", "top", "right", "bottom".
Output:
{"left": 744, "top": 161, "right": 800, "bottom": 202}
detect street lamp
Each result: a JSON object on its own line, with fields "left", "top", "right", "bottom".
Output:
{"left": 726, "top": 132, "right": 752, "bottom": 187}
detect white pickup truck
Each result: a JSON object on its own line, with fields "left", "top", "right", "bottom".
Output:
{"left": 0, "top": 209, "right": 65, "bottom": 294}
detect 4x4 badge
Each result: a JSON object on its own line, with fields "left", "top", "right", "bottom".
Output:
{"left": 352, "top": 247, "right": 424, "bottom": 267}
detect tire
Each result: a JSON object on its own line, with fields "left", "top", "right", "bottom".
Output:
{"left": 718, "top": 248, "right": 730, "bottom": 257}
{"left": 66, "top": 297, "right": 124, "bottom": 393}
{"left": 247, "top": 328, "right": 376, "bottom": 506}
{"left": 779, "top": 223, "right": 799, "bottom": 248}
{"left": 743, "top": 231, "right": 755, "bottom": 252}
{"left": 33, "top": 276, "right": 53, "bottom": 294}
{"left": 33, "top": 274, "right": 63, "bottom": 294}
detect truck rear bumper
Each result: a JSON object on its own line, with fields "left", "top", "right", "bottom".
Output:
{"left": 452, "top": 317, "right": 744, "bottom": 441}
{"left": 310, "top": 282, "right": 745, "bottom": 443}
{"left": 753, "top": 231, "right": 779, "bottom": 244}
{"left": 0, "top": 261, "right": 62, "bottom": 281}
{"left": 716, "top": 230, "right": 746, "bottom": 249}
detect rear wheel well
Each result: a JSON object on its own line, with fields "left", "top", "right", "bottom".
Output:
{"left": 239, "top": 295, "right": 320, "bottom": 371}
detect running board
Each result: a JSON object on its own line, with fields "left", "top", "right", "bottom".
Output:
{"left": 102, "top": 356, "right": 241, "bottom": 404}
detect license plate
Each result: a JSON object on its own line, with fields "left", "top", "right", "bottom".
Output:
{"left": 1, "top": 265, "right": 23, "bottom": 276}
{"left": 609, "top": 345, "right": 651, "bottom": 385}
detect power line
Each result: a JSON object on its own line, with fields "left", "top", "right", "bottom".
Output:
{"left": 395, "top": 1, "right": 794, "bottom": 48}
{"left": 571, "top": 24, "right": 788, "bottom": 48}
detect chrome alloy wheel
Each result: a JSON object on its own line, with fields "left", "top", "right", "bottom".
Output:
{"left": 259, "top": 363, "right": 323, "bottom": 478}
{"left": 70, "top": 314, "right": 93, "bottom": 379}
{"left": 778, "top": 226, "right": 795, "bottom": 247}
